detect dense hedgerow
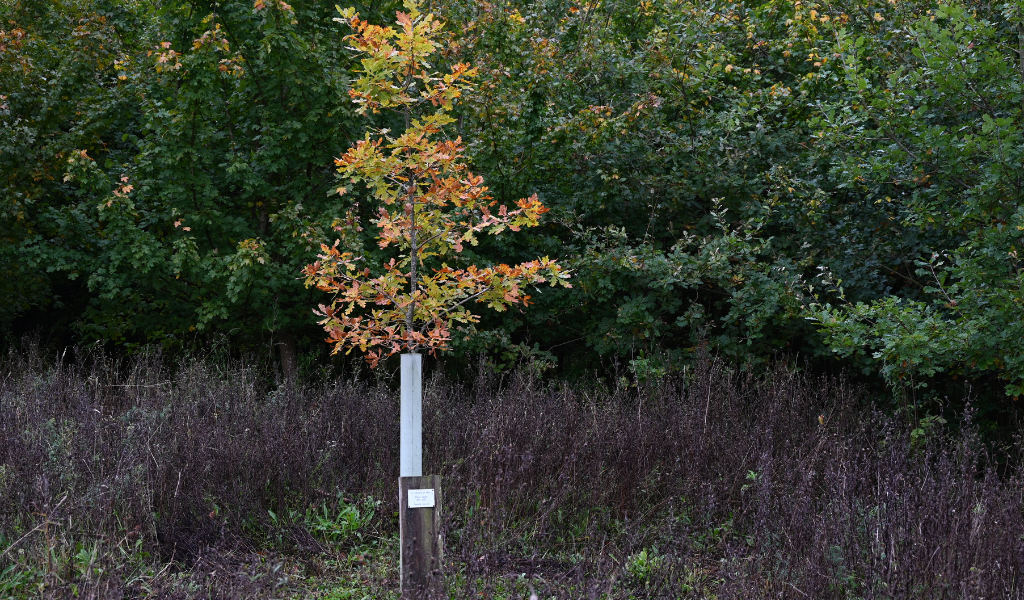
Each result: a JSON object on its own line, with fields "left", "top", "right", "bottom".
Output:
{"left": 1, "top": 344, "right": 1022, "bottom": 598}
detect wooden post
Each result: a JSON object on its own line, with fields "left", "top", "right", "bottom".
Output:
{"left": 400, "top": 475, "right": 443, "bottom": 599}
{"left": 399, "top": 354, "right": 442, "bottom": 597}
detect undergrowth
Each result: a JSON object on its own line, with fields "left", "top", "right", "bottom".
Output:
{"left": 1, "top": 344, "right": 1022, "bottom": 598}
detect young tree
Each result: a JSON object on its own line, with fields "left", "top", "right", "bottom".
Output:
{"left": 303, "top": 1, "right": 570, "bottom": 367}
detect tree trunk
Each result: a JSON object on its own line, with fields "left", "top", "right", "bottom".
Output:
{"left": 278, "top": 331, "right": 298, "bottom": 381}
{"left": 258, "top": 201, "right": 269, "bottom": 236}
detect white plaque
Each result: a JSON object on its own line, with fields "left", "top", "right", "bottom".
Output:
{"left": 408, "top": 489, "right": 435, "bottom": 508}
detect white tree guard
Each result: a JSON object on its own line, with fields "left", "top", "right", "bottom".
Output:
{"left": 400, "top": 353, "right": 423, "bottom": 477}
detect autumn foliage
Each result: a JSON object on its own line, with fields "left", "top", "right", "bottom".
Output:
{"left": 303, "top": 1, "right": 570, "bottom": 366}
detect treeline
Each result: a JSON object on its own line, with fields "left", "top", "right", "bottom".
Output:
{"left": 4, "top": 0, "right": 1024, "bottom": 408}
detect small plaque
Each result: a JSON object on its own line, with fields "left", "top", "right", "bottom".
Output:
{"left": 408, "top": 488, "right": 435, "bottom": 508}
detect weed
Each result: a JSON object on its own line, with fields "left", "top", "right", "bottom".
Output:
{"left": 0, "top": 345, "right": 1022, "bottom": 598}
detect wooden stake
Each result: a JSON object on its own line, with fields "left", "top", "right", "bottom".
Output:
{"left": 400, "top": 475, "right": 443, "bottom": 599}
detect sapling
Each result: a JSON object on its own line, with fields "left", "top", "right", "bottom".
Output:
{"left": 302, "top": 4, "right": 570, "bottom": 594}
{"left": 303, "top": 0, "right": 570, "bottom": 366}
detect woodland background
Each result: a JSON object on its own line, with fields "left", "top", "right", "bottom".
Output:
{"left": 5, "top": 1, "right": 1024, "bottom": 597}
{"left": 6, "top": 0, "right": 1024, "bottom": 416}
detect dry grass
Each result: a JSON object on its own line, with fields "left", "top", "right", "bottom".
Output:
{"left": 1, "top": 344, "right": 1022, "bottom": 598}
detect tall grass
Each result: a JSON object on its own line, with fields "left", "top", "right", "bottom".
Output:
{"left": 1, "top": 344, "right": 1021, "bottom": 598}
